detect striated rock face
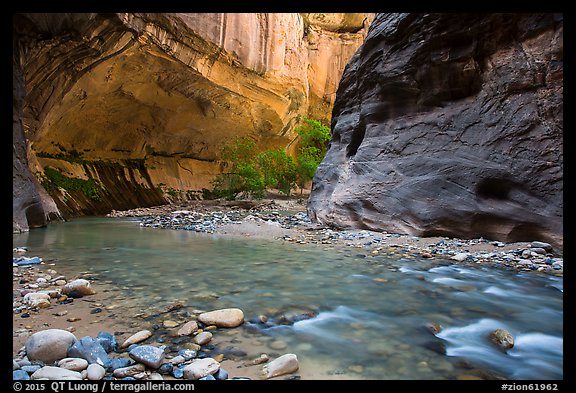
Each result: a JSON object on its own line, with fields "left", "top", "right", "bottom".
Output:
{"left": 13, "top": 13, "right": 372, "bottom": 230}
{"left": 308, "top": 13, "right": 563, "bottom": 246}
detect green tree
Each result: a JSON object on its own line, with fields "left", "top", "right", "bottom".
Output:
{"left": 210, "top": 137, "right": 266, "bottom": 200}
{"left": 257, "top": 148, "right": 297, "bottom": 196}
{"left": 294, "top": 118, "right": 330, "bottom": 194}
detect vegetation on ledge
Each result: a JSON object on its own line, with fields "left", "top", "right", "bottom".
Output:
{"left": 208, "top": 117, "right": 330, "bottom": 200}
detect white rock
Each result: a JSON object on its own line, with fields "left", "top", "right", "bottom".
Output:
{"left": 198, "top": 308, "right": 244, "bottom": 328}
{"left": 62, "top": 279, "right": 96, "bottom": 296}
{"left": 121, "top": 330, "right": 152, "bottom": 348}
{"left": 57, "top": 357, "right": 88, "bottom": 371}
{"left": 86, "top": 364, "right": 106, "bottom": 380}
{"left": 183, "top": 358, "right": 220, "bottom": 380}
{"left": 23, "top": 292, "right": 51, "bottom": 308}
{"left": 193, "top": 331, "right": 213, "bottom": 345}
{"left": 31, "top": 366, "right": 82, "bottom": 380}
{"left": 451, "top": 253, "right": 469, "bottom": 262}
{"left": 262, "top": 354, "right": 299, "bottom": 379}
{"left": 26, "top": 329, "right": 78, "bottom": 364}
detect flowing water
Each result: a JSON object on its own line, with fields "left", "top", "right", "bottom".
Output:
{"left": 13, "top": 217, "right": 563, "bottom": 380}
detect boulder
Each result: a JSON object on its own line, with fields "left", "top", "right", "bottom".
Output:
{"left": 262, "top": 353, "right": 299, "bottom": 379}
{"left": 25, "top": 329, "right": 78, "bottom": 364}
{"left": 198, "top": 308, "right": 244, "bottom": 328}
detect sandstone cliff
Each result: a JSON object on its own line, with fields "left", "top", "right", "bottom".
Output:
{"left": 13, "top": 13, "right": 372, "bottom": 231}
{"left": 308, "top": 13, "right": 563, "bottom": 246}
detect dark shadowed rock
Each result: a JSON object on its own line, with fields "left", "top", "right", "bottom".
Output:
{"left": 308, "top": 13, "right": 563, "bottom": 247}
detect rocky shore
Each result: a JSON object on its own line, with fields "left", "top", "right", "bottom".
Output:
{"left": 108, "top": 199, "right": 563, "bottom": 276}
{"left": 12, "top": 253, "right": 300, "bottom": 380}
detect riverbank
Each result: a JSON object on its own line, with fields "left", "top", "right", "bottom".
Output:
{"left": 107, "top": 198, "right": 563, "bottom": 276}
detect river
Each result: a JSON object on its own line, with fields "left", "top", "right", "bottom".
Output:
{"left": 13, "top": 217, "right": 563, "bottom": 380}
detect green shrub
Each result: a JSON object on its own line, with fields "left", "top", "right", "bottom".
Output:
{"left": 42, "top": 167, "right": 102, "bottom": 201}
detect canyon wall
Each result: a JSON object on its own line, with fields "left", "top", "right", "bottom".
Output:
{"left": 308, "top": 13, "right": 563, "bottom": 246}
{"left": 13, "top": 13, "right": 372, "bottom": 231}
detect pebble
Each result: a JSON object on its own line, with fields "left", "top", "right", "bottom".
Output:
{"left": 163, "top": 320, "right": 179, "bottom": 328}
{"left": 193, "top": 331, "right": 213, "bottom": 345}
{"left": 177, "top": 321, "right": 198, "bottom": 336}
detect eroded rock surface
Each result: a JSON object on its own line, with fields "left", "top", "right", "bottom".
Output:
{"left": 13, "top": 13, "right": 372, "bottom": 229}
{"left": 308, "top": 13, "right": 563, "bottom": 247}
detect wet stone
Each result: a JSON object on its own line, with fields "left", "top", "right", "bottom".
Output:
{"left": 13, "top": 369, "right": 30, "bottom": 380}
{"left": 129, "top": 345, "right": 166, "bottom": 369}
{"left": 158, "top": 363, "right": 174, "bottom": 375}
{"left": 67, "top": 336, "right": 112, "bottom": 368}
{"left": 96, "top": 331, "right": 118, "bottom": 353}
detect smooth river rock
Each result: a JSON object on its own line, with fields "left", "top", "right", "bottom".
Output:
{"left": 62, "top": 279, "right": 96, "bottom": 296}
{"left": 183, "top": 358, "right": 221, "bottom": 380}
{"left": 23, "top": 292, "right": 51, "bottom": 308}
{"left": 198, "top": 308, "right": 245, "bottom": 328}
{"left": 121, "top": 330, "right": 153, "bottom": 348}
{"left": 31, "top": 366, "right": 82, "bottom": 380}
{"left": 193, "top": 331, "right": 213, "bottom": 345}
{"left": 25, "top": 329, "right": 78, "bottom": 364}
{"left": 129, "top": 345, "right": 166, "bottom": 369}
{"left": 177, "top": 321, "right": 199, "bottom": 336}
{"left": 57, "top": 357, "right": 89, "bottom": 371}
{"left": 86, "top": 363, "right": 106, "bottom": 380}
{"left": 262, "top": 353, "right": 299, "bottom": 379}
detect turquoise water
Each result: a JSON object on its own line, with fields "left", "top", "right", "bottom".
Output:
{"left": 13, "top": 217, "right": 563, "bottom": 380}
